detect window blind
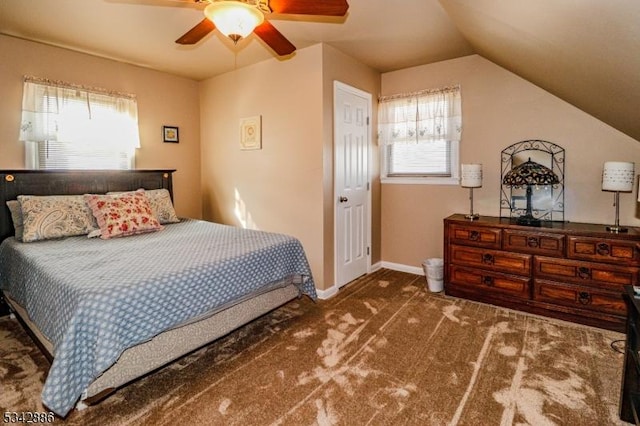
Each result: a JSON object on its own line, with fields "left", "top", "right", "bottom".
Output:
{"left": 20, "top": 76, "right": 139, "bottom": 170}
{"left": 36, "top": 141, "right": 131, "bottom": 170}
{"left": 387, "top": 140, "right": 450, "bottom": 176}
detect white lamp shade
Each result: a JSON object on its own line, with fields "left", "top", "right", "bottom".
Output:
{"left": 602, "top": 161, "right": 635, "bottom": 192}
{"left": 204, "top": 1, "right": 264, "bottom": 39}
{"left": 461, "top": 164, "right": 483, "bottom": 188}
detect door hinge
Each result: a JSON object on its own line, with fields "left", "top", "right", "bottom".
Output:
{"left": 367, "top": 182, "right": 370, "bottom": 191}
{"left": 366, "top": 116, "right": 370, "bottom": 125}
{"left": 367, "top": 247, "right": 370, "bottom": 255}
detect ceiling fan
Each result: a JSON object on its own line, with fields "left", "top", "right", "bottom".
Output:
{"left": 173, "top": 0, "right": 349, "bottom": 56}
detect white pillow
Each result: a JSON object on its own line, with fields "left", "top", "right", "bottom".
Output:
{"left": 6, "top": 200, "right": 24, "bottom": 241}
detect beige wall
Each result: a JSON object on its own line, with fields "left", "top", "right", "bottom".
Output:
{"left": 381, "top": 54, "right": 640, "bottom": 268}
{"left": 321, "top": 44, "right": 381, "bottom": 288}
{"left": 0, "top": 35, "right": 202, "bottom": 219}
{"left": 199, "top": 44, "right": 325, "bottom": 286}
{"left": 199, "top": 44, "right": 380, "bottom": 291}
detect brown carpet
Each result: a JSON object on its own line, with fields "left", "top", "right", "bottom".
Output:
{"left": 0, "top": 269, "right": 628, "bottom": 425}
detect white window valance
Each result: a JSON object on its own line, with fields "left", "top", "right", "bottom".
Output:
{"left": 19, "top": 76, "right": 140, "bottom": 150}
{"left": 378, "top": 85, "right": 462, "bottom": 145}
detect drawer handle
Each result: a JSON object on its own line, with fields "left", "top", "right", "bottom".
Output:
{"left": 577, "top": 267, "right": 591, "bottom": 280}
{"left": 578, "top": 291, "right": 591, "bottom": 305}
{"left": 482, "top": 253, "right": 495, "bottom": 265}
{"left": 527, "top": 237, "right": 539, "bottom": 248}
{"left": 482, "top": 276, "right": 494, "bottom": 286}
{"left": 469, "top": 231, "right": 480, "bottom": 241}
{"left": 596, "top": 243, "right": 610, "bottom": 256}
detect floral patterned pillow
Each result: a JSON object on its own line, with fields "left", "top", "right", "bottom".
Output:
{"left": 85, "top": 191, "right": 163, "bottom": 239}
{"left": 107, "top": 189, "right": 180, "bottom": 224}
{"left": 18, "top": 195, "right": 100, "bottom": 243}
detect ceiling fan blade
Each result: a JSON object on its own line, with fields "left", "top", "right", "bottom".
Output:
{"left": 254, "top": 21, "right": 296, "bottom": 56}
{"left": 175, "top": 18, "right": 215, "bottom": 45}
{"left": 268, "top": 0, "right": 349, "bottom": 16}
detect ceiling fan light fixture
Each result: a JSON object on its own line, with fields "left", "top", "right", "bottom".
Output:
{"left": 204, "top": 1, "right": 264, "bottom": 43}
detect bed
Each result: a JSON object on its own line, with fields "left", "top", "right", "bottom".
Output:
{"left": 0, "top": 169, "right": 316, "bottom": 417}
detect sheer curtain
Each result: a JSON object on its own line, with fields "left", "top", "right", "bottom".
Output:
{"left": 378, "top": 85, "right": 462, "bottom": 177}
{"left": 378, "top": 85, "right": 461, "bottom": 145}
{"left": 19, "top": 76, "right": 140, "bottom": 169}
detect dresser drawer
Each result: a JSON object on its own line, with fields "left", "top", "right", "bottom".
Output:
{"left": 503, "top": 229, "right": 565, "bottom": 257}
{"left": 533, "top": 279, "right": 626, "bottom": 316}
{"left": 449, "top": 265, "right": 530, "bottom": 298}
{"left": 534, "top": 256, "right": 639, "bottom": 291}
{"left": 444, "top": 214, "right": 640, "bottom": 331}
{"left": 449, "top": 244, "right": 531, "bottom": 275}
{"left": 567, "top": 236, "right": 640, "bottom": 266}
{"left": 448, "top": 223, "right": 501, "bottom": 249}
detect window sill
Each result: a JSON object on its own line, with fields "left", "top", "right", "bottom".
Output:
{"left": 380, "top": 176, "right": 459, "bottom": 185}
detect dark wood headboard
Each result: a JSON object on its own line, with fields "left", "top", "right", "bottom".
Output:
{"left": 0, "top": 169, "right": 175, "bottom": 242}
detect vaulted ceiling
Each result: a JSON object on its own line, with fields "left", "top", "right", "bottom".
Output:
{"left": 1, "top": 0, "right": 639, "bottom": 141}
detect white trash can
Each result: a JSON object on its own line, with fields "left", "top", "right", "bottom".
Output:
{"left": 423, "top": 258, "right": 444, "bottom": 292}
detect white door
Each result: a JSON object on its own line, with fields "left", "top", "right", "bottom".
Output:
{"left": 334, "top": 81, "right": 371, "bottom": 288}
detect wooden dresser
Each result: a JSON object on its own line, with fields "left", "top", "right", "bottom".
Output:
{"left": 444, "top": 214, "right": 640, "bottom": 332}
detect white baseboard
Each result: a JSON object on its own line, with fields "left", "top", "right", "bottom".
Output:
{"left": 317, "top": 261, "right": 423, "bottom": 299}
{"left": 380, "top": 261, "right": 425, "bottom": 276}
{"left": 317, "top": 262, "right": 381, "bottom": 300}
{"left": 315, "top": 285, "right": 338, "bottom": 300}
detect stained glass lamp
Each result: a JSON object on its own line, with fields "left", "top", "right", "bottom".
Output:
{"left": 503, "top": 158, "right": 559, "bottom": 226}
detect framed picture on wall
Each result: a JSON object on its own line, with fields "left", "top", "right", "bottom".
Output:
{"left": 163, "top": 126, "right": 179, "bottom": 143}
{"left": 240, "top": 116, "right": 261, "bottom": 150}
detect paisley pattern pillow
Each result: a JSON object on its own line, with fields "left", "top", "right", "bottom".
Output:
{"left": 147, "top": 189, "right": 180, "bottom": 224}
{"left": 6, "top": 200, "right": 24, "bottom": 241}
{"left": 107, "top": 189, "right": 180, "bottom": 224}
{"left": 85, "top": 191, "right": 163, "bottom": 239}
{"left": 18, "top": 195, "right": 100, "bottom": 243}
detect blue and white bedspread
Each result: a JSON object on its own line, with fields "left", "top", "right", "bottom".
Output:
{"left": 0, "top": 219, "right": 316, "bottom": 416}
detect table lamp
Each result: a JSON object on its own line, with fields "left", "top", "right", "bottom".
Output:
{"left": 461, "top": 164, "right": 482, "bottom": 220}
{"left": 602, "top": 161, "right": 635, "bottom": 233}
{"left": 502, "top": 158, "right": 559, "bottom": 226}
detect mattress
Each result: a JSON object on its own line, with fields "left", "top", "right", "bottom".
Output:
{"left": 0, "top": 219, "right": 316, "bottom": 416}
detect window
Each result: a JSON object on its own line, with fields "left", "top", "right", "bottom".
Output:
{"left": 378, "top": 85, "right": 461, "bottom": 184}
{"left": 19, "top": 76, "right": 140, "bottom": 169}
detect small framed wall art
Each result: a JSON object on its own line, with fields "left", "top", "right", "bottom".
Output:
{"left": 163, "top": 126, "right": 179, "bottom": 143}
{"left": 240, "top": 115, "right": 261, "bottom": 150}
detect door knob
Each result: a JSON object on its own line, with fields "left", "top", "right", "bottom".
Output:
{"left": 339, "top": 196, "right": 348, "bottom": 203}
